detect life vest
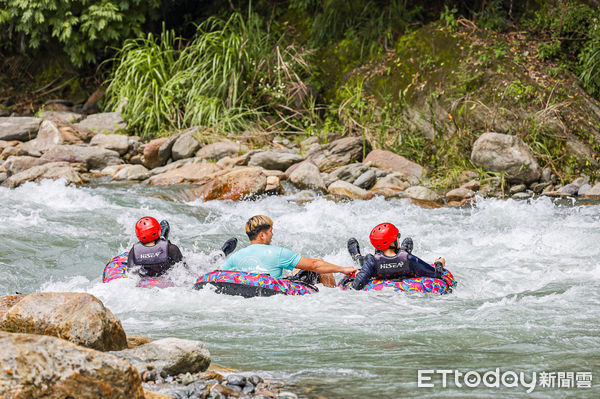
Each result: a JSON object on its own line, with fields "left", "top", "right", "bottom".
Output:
{"left": 132, "top": 239, "right": 169, "bottom": 267}
{"left": 372, "top": 250, "right": 413, "bottom": 280}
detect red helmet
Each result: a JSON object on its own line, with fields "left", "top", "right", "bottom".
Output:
{"left": 369, "top": 223, "right": 399, "bottom": 251}
{"left": 135, "top": 217, "right": 161, "bottom": 243}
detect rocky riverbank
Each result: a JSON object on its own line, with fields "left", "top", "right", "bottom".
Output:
{"left": 0, "top": 292, "right": 298, "bottom": 399}
{"left": 1, "top": 111, "right": 599, "bottom": 205}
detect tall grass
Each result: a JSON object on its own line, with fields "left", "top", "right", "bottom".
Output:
{"left": 104, "top": 11, "right": 312, "bottom": 138}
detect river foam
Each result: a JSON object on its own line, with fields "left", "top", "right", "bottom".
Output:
{"left": 1, "top": 179, "right": 598, "bottom": 398}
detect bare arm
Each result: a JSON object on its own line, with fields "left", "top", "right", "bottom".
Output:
{"left": 296, "top": 257, "right": 356, "bottom": 275}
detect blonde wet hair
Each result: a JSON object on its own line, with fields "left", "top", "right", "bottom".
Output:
{"left": 245, "top": 215, "right": 273, "bottom": 240}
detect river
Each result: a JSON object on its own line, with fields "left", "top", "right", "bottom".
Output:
{"left": 1, "top": 179, "right": 598, "bottom": 398}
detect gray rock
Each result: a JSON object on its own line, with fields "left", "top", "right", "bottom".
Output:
{"left": 2, "top": 161, "right": 84, "bottom": 188}
{"left": 158, "top": 133, "right": 181, "bottom": 164}
{"left": 0, "top": 172, "right": 6, "bottom": 184}
{"left": 509, "top": 184, "right": 527, "bottom": 194}
{"left": 567, "top": 140, "right": 599, "bottom": 167}
{"left": 110, "top": 337, "right": 211, "bottom": 377}
{"left": 578, "top": 183, "right": 592, "bottom": 196}
{"left": 0, "top": 332, "right": 144, "bottom": 399}
{"left": 541, "top": 167, "right": 553, "bottom": 183}
{"left": 2, "top": 155, "right": 46, "bottom": 176}
{"left": 460, "top": 179, "right": 480, "bottom": 191}
{"left": 20, "top": 120, "right": 92, "bottom": 155}
{"left": 0, "top": 117, "right": 42, "bottom": 141}
{"left": 363, "top": 149, "right": 423, "bottom": 180}
{"left": 559, "top": 183, "right": 579, "bottom": 196}
{"left": 90, "top": 133, "right": 130, "bottom": 155}
{"left": 0, "top": 109, "right": 10, "bottom": 117}
{"left": 248, "top": 150, "right": 304, "bottom": 171}
{"left": 112, "top": 164, "right": 150, "bottom": 181}
{"left": 512, "top": 191, "right": 533, "bottom": 200}
{"left": 289, "top": 161, "right": 325, "bottom": 190}
{"left": 248, "top": 375, "right": 263, "bottom": 386}
{"left": 471, "top": 132, "right": 541, "bottom": 183}
{"left": 38, "top": 110, "right": 85, "bottom": 124}
{"left": 307, "top": 137, "right": 371, "bottom": 172}
{"left": 226, "top": 374, "right": 247, "bottom": 386}
{"left": 196, "top": 141, "right": 243, "bottom": 161}
{"left": 446, "top": 187, "right": 475, "bottom": 202}
{"left": 353, "top": 169, "right": 377, "bottom": 189}
{"left": 582, "top": 183, "right": 600, "bottom": 199}
{"left": 0, "top": 292, "right": 127, "bottom": 351}
{"left": 327, "top": 180, "right": 370, "bottom": 200}
{"left": 329, "top": 163, "right": 370, "bottom": 183}
{"left": 75, "top": 112, "right": 127, "bottom": 134}
{"left": 40, "top": 144, "right": 122, "bottom": 170}
{"left": 371, "top": 173, "right": 410, "bottom": 191}
{"left": 404, "top": 186, "right": 442, "bottom": 202}
{"left": 571, "top": 175, "right": 590, "bottom": 188}
{"left": 531, "top": 181, "right": 551, "bottom": 194}
{"left": 172, "top": 132, "right": 201, "bottom": 160}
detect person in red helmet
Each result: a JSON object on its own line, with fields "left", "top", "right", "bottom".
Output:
{"left": 127, "top": 217, "right": 184, "bottom": 278}
{"left": 346, "top": 222, "right": 446, "bottom": 290}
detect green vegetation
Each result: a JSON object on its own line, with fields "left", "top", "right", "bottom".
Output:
{"left": 105, "top": 11, "right": 311, "bottom": 138}
{"left": 0, "top": 0, "right": 161, "bottom": 67}
{"left": 2, "top": 1, "right": 600, "bottom": 184}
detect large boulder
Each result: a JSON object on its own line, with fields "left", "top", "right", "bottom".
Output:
{"left": 404, "top": 186, "right": 442, "bottom": 202}
{"left": 40, "top": 144, "right": 122, "bottom": 170}
{"left": 172, "top": 131, "right": 201, "bottom": 160}
{"left": 38, "top": 110, "right": 85, "bottom": 124}
{"left": 307, "top": 137, "right": 371, "bottom": 172}
{"left": 149, "top": 162, "right": 223, "bottom": 185}
{"left": 75, "top": 112, "right": 127, "bottom": 134}
{"left": 582, "top": 182, "right": 600, "bottom": 200}
{"left": 2, "top": 156, "right": 47, "bottom": 176}
{"left": 196, "top": 141, "right": 244, "bottom": 161}
{"left": 112, "top": 164, "right": 150, "bottom": 181}
{"left": 20, "top": 120, "right": 93, "bottom": 156}
{"left": 90, "top": 133, "right": 130, "bottom": 155}
{"left": 142, "top": 137, "right": 169, "bottom": 169}
{"left": 0, "top": 331, "right": 144, "bottom": 399}
{"left": 248, "top": 150, "right": 304, "bottom": 171}
{"left": 471, "top": 132, "right": 541, "bottom": 183}
{"left": 445, "top": 187, "right": 475, "bottom": 202}
{"left": 327, "top": 180, "right": 372, "bottom": 200}
{"left": 328, "top": 163, "right": 370, "bottom": 183}
{"left": 363, "top": 149, "right": 423, "bottom": 180}
{"left": 0, "top": 117, "right": 42, "bottom": 141}
{"left": 110, "top": 337, "right": 211, "bottom": 376}
{"left": 158, "top": 133, "right": 181, "bottom": 163}
{"left": 190, "top": 167, "right": 267, "bottom": 201}
{"left": 1, "top": 162, "right": 84, "bottom": 188}
{"left": 288, "top": 161, "right": 325, "bottom": 190}
{"left": 0, "top": 292, "right": 127, "bottom": 351}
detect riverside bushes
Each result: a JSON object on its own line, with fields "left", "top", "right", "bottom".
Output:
{"left": 0, "top": 0, "right": 161, "bottom": 67}
{"left": 104, "top": 11, "right": 312, "bottom": 138}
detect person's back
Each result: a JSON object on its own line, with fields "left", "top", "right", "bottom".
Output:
{"left": 347, "top": 222, "right": 445, "bottom": 290}
{"left": 222, "top": 243, "right": 301, "bottom": 279}
{"left": 127, "top": 217, "right": 183, "bottom": 278}
{"left": 220, "top": 215, "right": 356, "bottom": 286}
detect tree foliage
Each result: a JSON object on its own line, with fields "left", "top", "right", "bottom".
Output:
{"left": 0, "top": 0, "right": 161, "bottom": 66}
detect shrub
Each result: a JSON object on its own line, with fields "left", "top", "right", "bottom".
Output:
{"left": 104, "top": 10, "right": 312, "bottom": 138}
{"left": 0, "top": 0, "right": 160, "bottom": 67}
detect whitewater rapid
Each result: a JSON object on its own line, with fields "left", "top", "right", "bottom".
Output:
{"left": 1, "top": 179, "right": 598, "bottom": 398}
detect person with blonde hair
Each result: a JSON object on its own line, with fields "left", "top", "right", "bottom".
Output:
{"left": 220, "top": 215, "right": 356, "bottom": 287}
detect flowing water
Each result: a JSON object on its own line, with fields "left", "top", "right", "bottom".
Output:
{"left": 1, "top": 179, "right": 599, "bottom": 398}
